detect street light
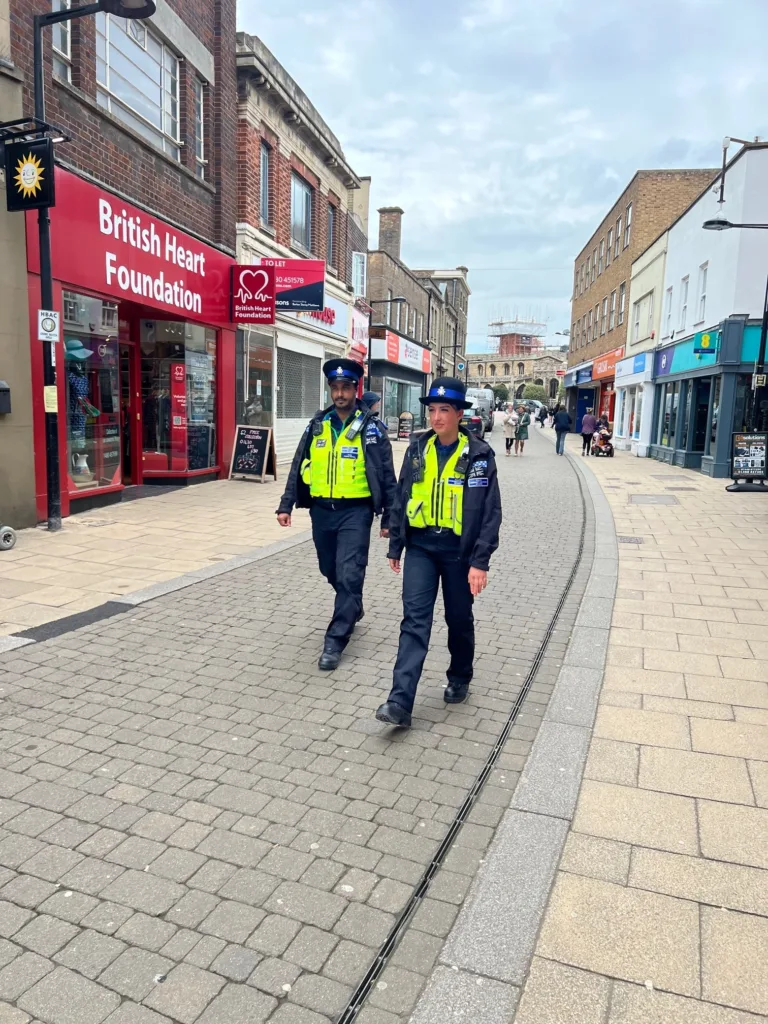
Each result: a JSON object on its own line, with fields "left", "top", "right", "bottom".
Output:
{"left": 366, "top": 296, "right": 406, "bottom": 390}
{"left": 32, "top": 0, "right": 156, "bottom": 530}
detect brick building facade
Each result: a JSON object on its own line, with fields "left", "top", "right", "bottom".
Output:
{"left": 5, "top": 0, "right": 241, "bottom": 522}
{"left": 9, "top": 0, "right": 238, "bottom": 251}
{"left": 235, "top": 32, "right": 367, "bottom": 460}
{"left": 467, "top": 350, "right": 566, "bottom": 403}
{"left": 569, "top": 169, "right": 716, "bottom": 368}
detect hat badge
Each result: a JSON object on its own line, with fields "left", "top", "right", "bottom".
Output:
{"left": 437, "top": 386, "right": 446, "bottom": 395}
{"left": 334, "top": 367, "right": 345, "bottom": 376}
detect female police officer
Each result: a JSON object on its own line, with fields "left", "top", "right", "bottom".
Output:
{"left": 375, "top": 377, "right": 502, "bottom": 728}
{"left": 277, "top": 359, "right": 396, "bottom": 671}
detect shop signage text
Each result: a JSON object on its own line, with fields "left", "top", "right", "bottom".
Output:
{"left": 732, "top": 432, "right": 767, "bottom": 479}
{"left": 349, "top": 307, "right": 370, "bottom": 358}
{"left": 288, "top": 294, "right": 349, "bottom": 339}
{"left": 231, "top": 265, "right": 276, "bottom": 324}
{"left": 26, "top": 168, "right": 234, "bottom": 325}
{"left": 616, "top": 352, "right": 649, "bottom": 380}
{"left": 371, "top": 332, "right": 431, "bottom": 374}
{"left": 592, "top": 347, "right": 624, "bottom": 381}
{"left": 576, "top": 367, "right": 593, "bottom": 384}
{"left": 258, "top": 258, "right": 325, "bottom": 311}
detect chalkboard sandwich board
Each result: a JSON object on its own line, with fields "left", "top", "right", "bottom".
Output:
{"left": 229, "top": 425, "right": 277, "bottom": 482}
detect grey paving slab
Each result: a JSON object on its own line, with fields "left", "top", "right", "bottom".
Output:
{"left": 409, "top": 966, "right": 519, "bottom": 1024}
{"left": 545, "top": 666, "right": 604, "bottom": 729}
{"left": 512, "top": 722, "right": 591, "bottom": 819}
{"left": 562, "top": 625, "right": 610, "bottom": 670}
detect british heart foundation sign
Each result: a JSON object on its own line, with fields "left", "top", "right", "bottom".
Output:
{"left": 231, "top": 265, "right": 276, "bottom": 324}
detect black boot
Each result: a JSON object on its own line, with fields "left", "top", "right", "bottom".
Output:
{"left": 356, "top": 604, "right": 365, "bottom": 624}
{"left": 444, "top": 681, "right": 470, "bottom": 704}
{"left": 375, "top": 702, "right": 412, "bottom": 728}
{"left": 318, "top": 643, "right": 342, "bottom": 671}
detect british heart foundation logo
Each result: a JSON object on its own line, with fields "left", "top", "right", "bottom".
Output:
{"left": 231, "top": 265, "right": 276, "bottom": 324}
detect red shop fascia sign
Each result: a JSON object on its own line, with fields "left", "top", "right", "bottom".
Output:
{"left": 26, "top": 167, "right": 236, "bottom": 325}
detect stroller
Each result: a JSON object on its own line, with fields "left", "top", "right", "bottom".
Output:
{"left": 591, "top": 426, "right": 614, "bottom": 458}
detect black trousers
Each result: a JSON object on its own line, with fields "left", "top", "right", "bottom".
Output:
{"left": 505, "top": 437, "right": 514, "bottom": 452}
{"left": 388, "top": 531, "right": 474, "bottom": 714}
{"left": 581, "top": 432, "right": 592, "bottom": 454}
{"left": 311, "top": 503, "right": 374, "bottom": 650}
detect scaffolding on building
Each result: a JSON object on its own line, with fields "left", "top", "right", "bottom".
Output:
{"left": 487, "top": 317, "right": 547, "bottom": 357}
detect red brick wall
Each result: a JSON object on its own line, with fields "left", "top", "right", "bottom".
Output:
{"left": 237, "top": 98, "right": 351, "bottom": 282}
{"left": 9, "top": 0, "right": 237, "bottom": 251}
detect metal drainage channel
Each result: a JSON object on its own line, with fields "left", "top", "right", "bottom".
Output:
{"left": 337, "top": 462, "right": 590, "bottom": 1023}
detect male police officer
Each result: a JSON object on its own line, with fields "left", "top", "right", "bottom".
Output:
{"left": 376, "top": 377, "right": 502, "bottom": 728}
{"left": 278, "top": 359, "right": 396, "bottom": 671}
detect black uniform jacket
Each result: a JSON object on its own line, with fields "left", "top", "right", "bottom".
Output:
{"left": 387, "top": 429, "right": 502, "bottom": 571}
{"left": 277, "top": 403, "right": 397, "bottom": 528}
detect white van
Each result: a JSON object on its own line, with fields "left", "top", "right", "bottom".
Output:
{"left": 465, "top": 388, "right": 494, "bottom": 436}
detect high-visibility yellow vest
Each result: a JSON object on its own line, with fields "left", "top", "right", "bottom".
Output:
{"left": 406, "top": 436, "right": 467, "bottom": 536}
{"left": 300, "top": 413, "right": 372, "bottom": 500}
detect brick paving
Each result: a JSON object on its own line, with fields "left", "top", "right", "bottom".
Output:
{"left": 0, "top": 426, "right": 587, "bottom": 1024}
{"left": 514, "top": 435, "right": 768, "bottom": 1024}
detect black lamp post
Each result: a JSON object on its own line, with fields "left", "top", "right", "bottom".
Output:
{"left": 33, "top": 0, "right": 156, "bottom": 530}
{"left": 366, "top": 296, "right": 405, "bottom": 390}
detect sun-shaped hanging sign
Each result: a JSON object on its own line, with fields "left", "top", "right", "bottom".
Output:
{"left": 13, "top": 152, "right": 45, "bottom": 199}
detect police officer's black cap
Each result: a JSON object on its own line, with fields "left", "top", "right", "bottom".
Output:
{"left": 323, "top": 358, "right": 364, "bottom": 385}
{"left": 420, "top": 377, "right": 473, "bottom": 409}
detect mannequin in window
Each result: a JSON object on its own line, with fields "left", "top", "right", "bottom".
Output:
{"left": 66, "top": 339, "right": 95, "bottom": 449}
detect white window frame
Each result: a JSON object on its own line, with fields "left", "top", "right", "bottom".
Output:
{"left": 615, "top": 217, "right": 622, "bottom": 258}
{"left": 618, "top": 282, "right": 626, "bottom": 326}
{"left": 52, "top": 0, "right": 72, "bottom": 82}
{"left": 624, "top": 203, "right": 632, "bottom": 248}
{"left": 327, "top": 202, "right": 336, "bottom": 268}
{"left": 665, "top": 287, "right": 673, "bottom": 337}
{"left": 193, "top": 77, "right": 206, "bottom": 180}
{"left": 601, "top": 297, "right": 608, "bottom": 335}
{"left": 606, "top": 229, "right": 613, "bottom": 267}
{"left": 96, "top": 13, "right": 180, "bottom": 160}
{"left": 609, "top": 290, "right": 616, "bottom": 330}
{"left": 647, "top": 289, "right": 654, "bottom": 333}
{"left": 632, "top": 300, "right": 641, "bottom": 342}
{"left": 679, "top": 276, "right": 689, "bottom": 331}
{"left": 591, "top": 249, "right": 597, "bottom": 284}
{"left": 587, "top": 309, "right": 593, "bottom": 343}
{"left": 386, "top": 289, "right": 392, "bottom": 325}
{"left": 598, "top": 239, "right": 604, "bottom": 275}
{"left": 697, "top": 263, "right": 708, "bottom": 323}
{"left": 351, "top": 252, "right": 366, "bottom": 298}
{"left": 259, "top": 141, "right": 271, "bottom": 226}
{"left": 290, "top": 172, "right": 313, "bottom": 253}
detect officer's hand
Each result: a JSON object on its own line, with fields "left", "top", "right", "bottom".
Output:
{"left": 468, "top": 568, "right": 488, "bottom": 596}
{"left": 388, "top": 558, "right": 401, "bottom": 574}
{"left": 277, "top": 513, "right": 291, "bottom": 528}
{"left": 380, "top": 528, "right": 390, "bottom": 539}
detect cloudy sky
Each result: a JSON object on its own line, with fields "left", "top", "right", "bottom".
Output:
{"left": 237, "top": 0, "right": 768, "bottom": 352}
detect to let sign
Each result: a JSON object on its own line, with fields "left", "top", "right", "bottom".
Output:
{"left": 231, "top": 266, "right": 276, "bottom": 324}
{"left": 259, "top": 258, "right": 325, "bottom": 311}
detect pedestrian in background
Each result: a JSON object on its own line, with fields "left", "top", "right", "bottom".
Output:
{"left": 553, "top": 405, "right": 572, "bottom": 455}
{"left": 361, "top": 391, "right": 381, "bottom": 415}
{"left": 503, "top": 403, "right": 518, "bottom": 456}
{"left": 537, "top": 405, "right": 548, "bottom": 428}
{"left": 277, "top": 360, "right": 396, "bottom": 671}
{"left": 579, "top": 407, "right": 598, "bottom": 456}
{"left": 375, "top": 377, "right": 502, "bottom": 729}
{"left": 514, "top": 406, "right": 530, "bottom": 456}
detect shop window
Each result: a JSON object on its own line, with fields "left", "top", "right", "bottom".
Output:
{"left": 276, "top": 348, "right": 321, "bottom": 419}
{"left": 679, "top": 381, "right": 691, "bottom": 450}
{"left": 193, "top": 78, "right": 206, "bottom": 180}
{"left": 236, "top": 328, "right": 274, "bottom": 428}
{"left": 140, "top": 320, "right": 217, "bottom": 473}
{"left": 733, "top": 373, "right": 766, "bottom": 433}
{"left": 52, "top": 0, "right": 71, "bottom": 82}
{"left": 659, "top": 381, "right": 679, "bottom": 447}
{"left": 708, "top": 376, "right": 721, "bottom": 453}
{"left": 692, "top": 378, "right": 712, "bottom": 452}
{"left": 96, "top": 13, "right": 180, "bottom": 160}
{"left": 260, "top": 142, "right": 271, "bottom": 226}
{"left": 634, "top": 387, "right": 643, "bottom": 439}
{"left": 64, "top": 292, "right": 121, "bottom": 493}
{"left": 291, "top": 173, "right": 313, "bottom": 252}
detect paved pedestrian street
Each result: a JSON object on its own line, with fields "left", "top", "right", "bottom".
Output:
{"left": 0, "top": 428, "right": 590, "bottom": 1024}
{"left": 3, "top": 426, "right": 767, "bottom": 1024}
